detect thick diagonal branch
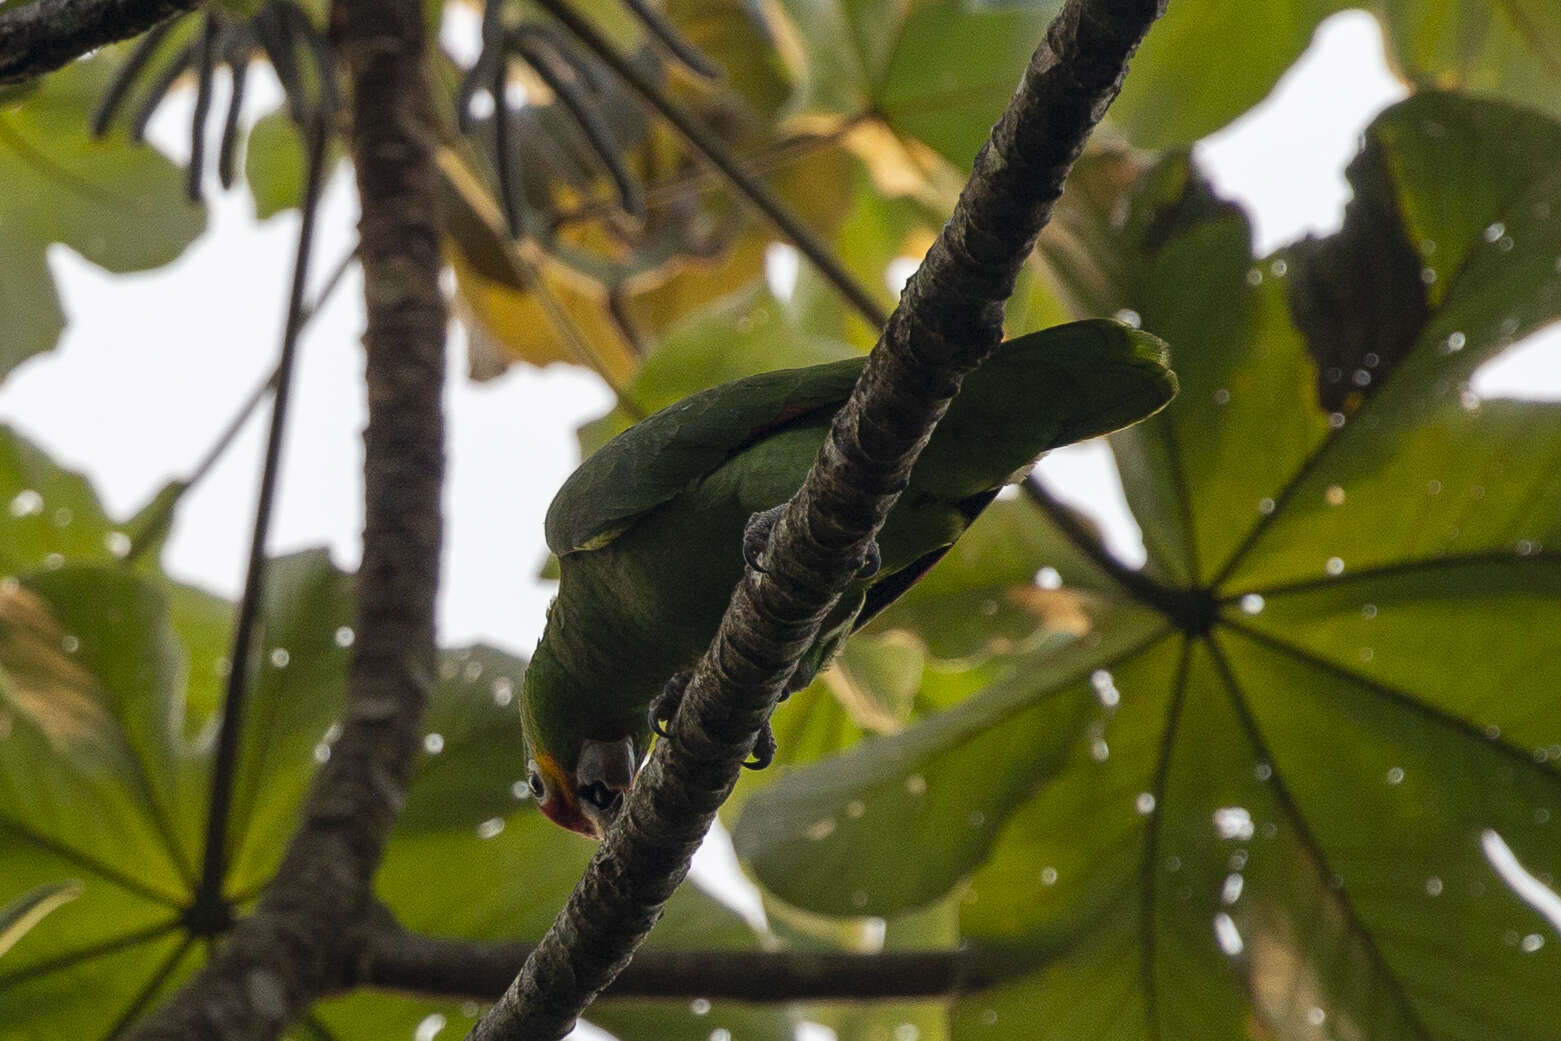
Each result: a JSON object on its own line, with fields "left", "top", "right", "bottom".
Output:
{"left": 467, "top": 2, "right": 1167, "bottom": 1039}
{"left": 121, "top": 0, "right": 445, "bottom": 1035}
{"left": 0, "top": 0, "right": 200, "bottom": 85}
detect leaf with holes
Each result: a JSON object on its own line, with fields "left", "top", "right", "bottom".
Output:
{"left": 735, "top": 90, "right": 1561, "bottom": 1040}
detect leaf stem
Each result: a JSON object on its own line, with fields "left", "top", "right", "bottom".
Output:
{"left": 99, "top": 936, "right": 195, "bottom": 1041}
{"left": 1020, "top": 474, "right": 1189, "bottom": 615}
{"left": 191, "top": 112, "right": 331, "bottom": 926}
{"left": 1204, "top": 636, "right": 1436, "bottom": 1041}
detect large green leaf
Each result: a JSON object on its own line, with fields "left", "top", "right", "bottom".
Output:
{"left": 0, "top": 515, "right": 787, "bottom": 1038}
{"left": 1107, "top": 0, "right": 1346, "bottom": 149}
{"left": 737, "top": 90, "right": 1561, "bottom": 1040}
{"left": 1374, "top": 0, "right": 1561, "bottom": 125}
{"left": 762, "top": 0, "right": 1062, "bottom": 169}
{"left": 0, "top": 565, "right": 201, "bottom": 1038}
{"left": 1101, "top": 1, "right": 1561, "bottom": 149}
{"left": 737, "top": 606, "right": 1167, "bottom": 916}
{"left": 244, "top": 108, "right": 344, "bottom": 221}
{"left": 0, "top": 58, "right": 205, "bottom": 380}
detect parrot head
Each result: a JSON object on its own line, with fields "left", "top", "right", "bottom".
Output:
{"left": 518, "top": 637, "right": 643, "bottom": 839}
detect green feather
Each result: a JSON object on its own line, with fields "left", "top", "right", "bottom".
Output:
{"left": 522, "top": 318, "right": 1176, "bottom": 827}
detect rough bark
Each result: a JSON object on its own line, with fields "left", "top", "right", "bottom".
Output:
{"left": 120, "top": 0, "right": 446, "bottom": 1033}
{"left": 466, "top": 2, "right": 1168, "bottom": 1039}
{"left": 0, "top": 0, "right": 200, "bottom": 85}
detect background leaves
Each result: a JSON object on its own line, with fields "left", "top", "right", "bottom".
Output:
{"left": 0, "top": 60, "right": 205, "bottom": 381}
{"left": 735, "top": 90, "right": 1561, "bottom": 1040}
{"left": 4, "top": 1, "right": 1561, "bottom": 1039}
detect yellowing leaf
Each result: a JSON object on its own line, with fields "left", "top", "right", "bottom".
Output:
{"left": 0, "top": 585, "right": 115, "bottom": 758}
{"left": 440, "top": 148, "right": 640, "bottom": 386}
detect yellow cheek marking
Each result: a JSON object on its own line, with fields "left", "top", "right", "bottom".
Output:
{"left": 533, "top": 749, "right": 575, "bottom": 807}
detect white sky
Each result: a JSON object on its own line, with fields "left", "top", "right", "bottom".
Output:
{"left": 2, "top": 9, "right": 1558, "bottom": 659}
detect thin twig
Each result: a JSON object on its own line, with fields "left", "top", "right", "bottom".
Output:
{"left": 129, "top": 40, "right": 192, "bottom": 142}
{"left": 186, "top": 11, "right": 217, "bottom": 200}
{"left": 513, "top": 29, "right": 646, "bottom": 220}
{"left": 217, "top": 34, "right": 253, "bottom": 188}
{"left": 299, "top": 244, "right": 359, "bottom": 323}
{"left": 189, "top": 111, "right": 330, "bottom": 926}
{"left": 534, "top": 0, "right": 891, "bottom": 329}
{"left": 467, "top": 2, "right": 1167, "bottom": 1038}
{"left": 617, "top": 0, "right": 721, "bottom": 80}
{"left": 90, "top": 18, "right": 174, "bottom": 136}
{"left": 549, "top": 121, "right": 862, "bottom": 230}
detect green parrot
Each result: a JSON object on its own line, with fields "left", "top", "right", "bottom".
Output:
{"left": 520, "top": 318, "right": 1176, "bottom": 837}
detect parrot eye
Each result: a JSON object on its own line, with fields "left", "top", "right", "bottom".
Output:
{"left": 526, "top": 765, "right": 546, "bottom": 800}
{"left": 579, "top": 781, "right": 622, "bottom": 818}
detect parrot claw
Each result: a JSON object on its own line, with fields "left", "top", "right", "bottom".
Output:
{"left": 745, "top": 505, "right": 880, "bottom": 579}
{"left": 742, "top": 505, "right": 785, "bottom": 573}
{"left": 856, "top": 539, "right": 881, "bottom": 579}
{"left": 649, "top": 671, "right": 691, "bottom": 739}
{"left": 654, "top": 669, "right": 776, "bottom": 769}
{"left": 743, "top": 721, "right": 776, "bottom": 771}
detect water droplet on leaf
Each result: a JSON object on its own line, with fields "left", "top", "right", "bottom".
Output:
{"left": 8, "top": 490, "right": 42, "bottom": 518}
{"left": 1214, "top": 806, "right": 1255, "bottom": 840}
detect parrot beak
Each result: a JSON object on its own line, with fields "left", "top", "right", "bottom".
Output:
{"left": 575, "top": 736, "right": 638, "bottom": 835}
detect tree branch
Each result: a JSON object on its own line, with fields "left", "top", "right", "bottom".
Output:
{"left": 351, "top": 926, "right": 1008, "bottom": 1003}
{"left": 121, "top": 0, "right": 446, "bottom": 1030}
{"left": 0, "top": 0, "right": 199, "bottom": 86}
{"left": 467, "top": 2, "right": 1166, "bottom": 1038}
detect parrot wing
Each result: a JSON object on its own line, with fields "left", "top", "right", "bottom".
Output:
{"left": 545, "top": 358, "right": 863, "bottom": 555}
{"left": 546, "top": 318, "right": 1175, "bottom": 557}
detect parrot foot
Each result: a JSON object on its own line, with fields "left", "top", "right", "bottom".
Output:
{"left": 744, "top": 721, "right": 776, "bottom": 771}
{"left": 648, "top": 671, "right": 691, "bottom": 739}
{"left": 856, "top": 539, "right": 882, "bottom": 579}
{"left": 743, "top": 505, "right": 881, "bottom": 578}
{"left": 651, "top": 670, "right": 776, "bottom": 769}
{"left": 742, "top": 505, "right": 785, "bottom": 573}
